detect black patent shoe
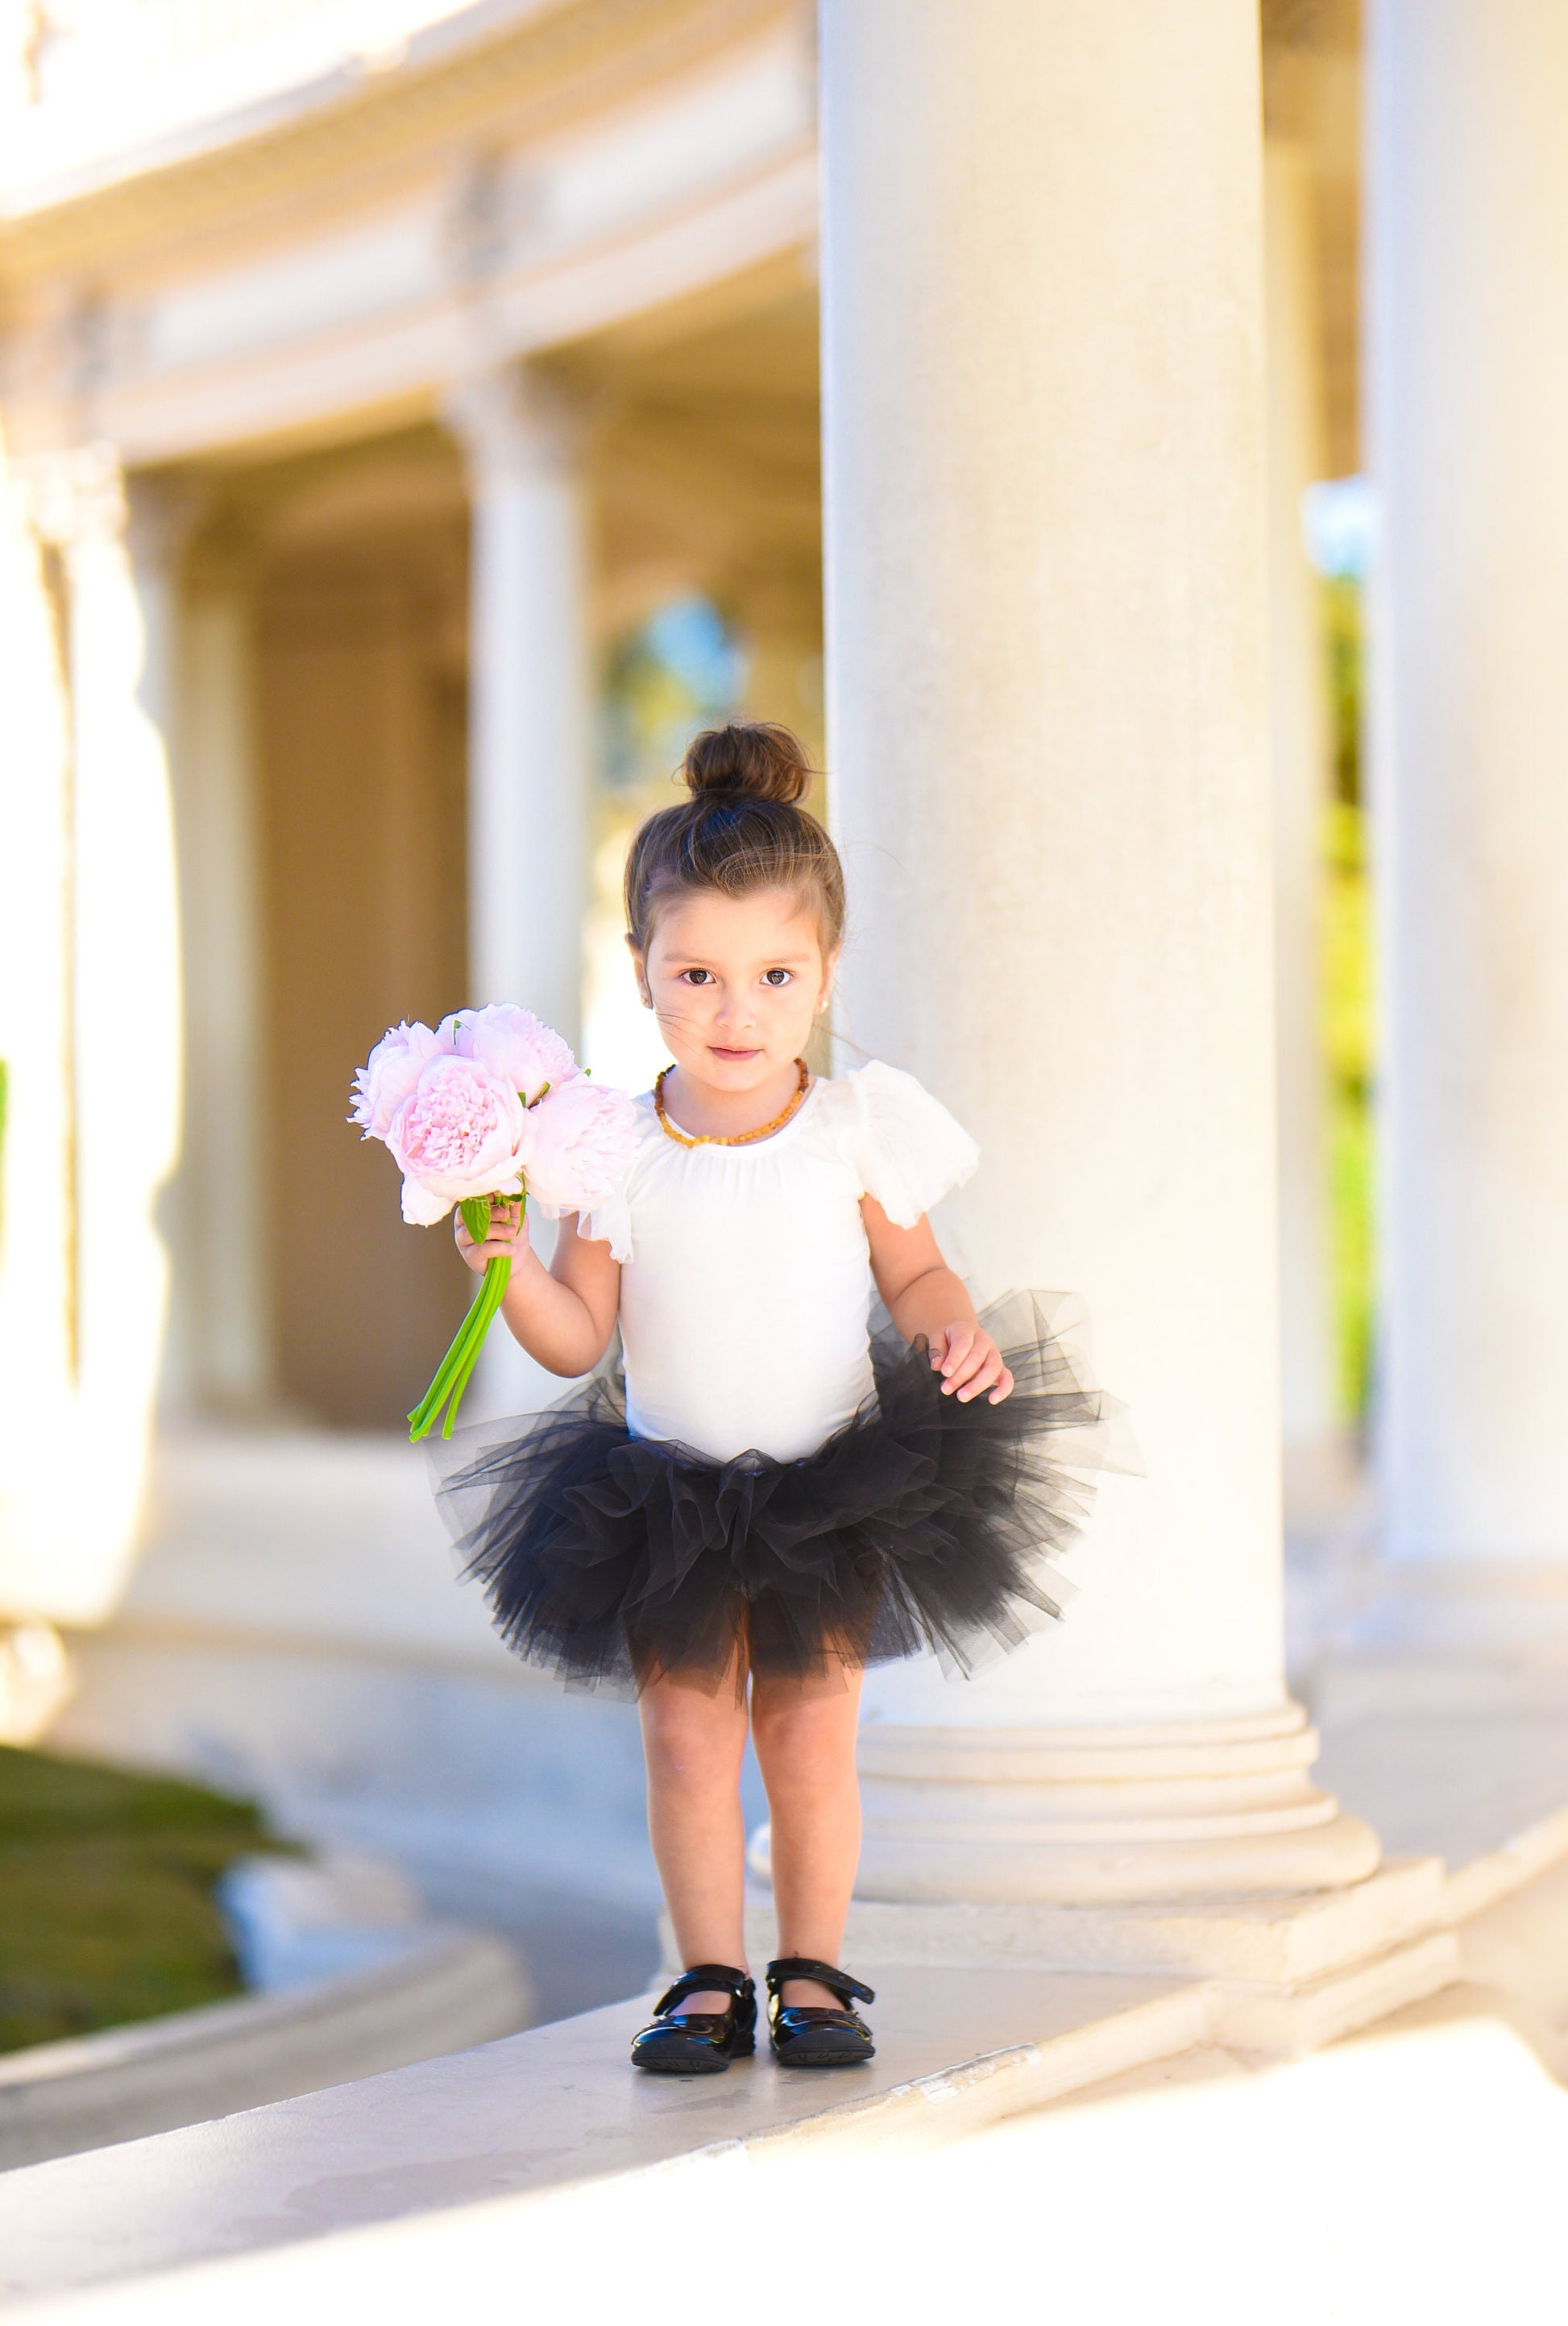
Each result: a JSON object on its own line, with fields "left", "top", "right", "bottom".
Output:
{"left": 629, "top": 1964, "right": 757, "bottom": 2075}
{"left": 765, "top": 1957, "right": 876, "bottom": 2067}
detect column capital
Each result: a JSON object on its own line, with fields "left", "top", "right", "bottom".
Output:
{"left": 443, "top": 363, "right": 588, "bottom": 482}
{"left": 10, "top": 449, "right": 201, "bottom": 587}
{"left": 11, "top": 440, "right": 126, "bottom": 553}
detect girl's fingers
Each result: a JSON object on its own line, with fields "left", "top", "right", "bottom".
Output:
{"left": 941, "top": 1340, "right": 989, "bottom": 1395}
{"left": 454, "top": 1203, "right": 524, "bottom": 1271}
{"left": 952, "top": 1337, "right": 1006, "bottom": 1400}
{"left": 458, "top": 1204, "right": 521, "bottom": 1235}
{"left": 931, "top": 1325, "right": 1012, "bottom": 1399}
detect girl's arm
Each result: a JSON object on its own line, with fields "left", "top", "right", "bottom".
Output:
{"left": 861, "top": 1196, "right": 1014, "bottom": 1404}
{"left": 454, "top": 1204, "right": 620, "bottom": 1378}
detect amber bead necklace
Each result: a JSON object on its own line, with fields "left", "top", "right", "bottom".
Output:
{"left": 653, "top": 1057, "right": 810, "bottom": 1148}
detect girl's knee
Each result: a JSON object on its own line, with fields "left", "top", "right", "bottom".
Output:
{"left": 641, "top": 1689, "right": 746, "bottom": 1788}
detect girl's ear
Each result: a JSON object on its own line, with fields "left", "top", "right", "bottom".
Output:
{"left": 625, "top": 933, "right": 653, "bottom": 1009}
{"left": 818, "top": 943, "right": 843, "bottom": 1013}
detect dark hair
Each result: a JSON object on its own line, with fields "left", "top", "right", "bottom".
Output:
{"left": 624, "top": 722, "right": 846, "bottom": 952}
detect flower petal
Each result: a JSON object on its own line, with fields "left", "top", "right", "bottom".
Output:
{"left": 400, "top": 1175, "right": 453, "bottom": 1226}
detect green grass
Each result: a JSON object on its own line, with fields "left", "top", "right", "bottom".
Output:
{"left": 0, "top": 1746, "right": 291, "bottom": 2054}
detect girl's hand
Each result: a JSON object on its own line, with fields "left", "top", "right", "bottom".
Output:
{"left": 930, "top": 1323, "right": 1014, "bottom": 1404}
{"left": 454, "top": 1200, "right": 529, "bottom": 1277}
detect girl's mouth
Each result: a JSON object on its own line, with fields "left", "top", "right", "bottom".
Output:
{"left": 709, "top": 1046, "right": 761, "bottom": 1062}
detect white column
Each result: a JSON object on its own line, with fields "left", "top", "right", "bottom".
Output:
{"left": 72, "top": 458, "right": 185, "bottom": 1602}
{"left": 1, "top": 446, "right": 183, "bottom": 1623}
{"left": 820, "top": 0, "right": 1375, "bottom": 1901}
{"left": 161, "top": 566, "right": 270, "bottom": 1414}
{"left": 1370, "top": 0, "right": 1568, "bottom": 1566}
{"left": 1265, "top": 141, "right": 1339, "bottom": 1487}
{"left": 449, "top": 366, "right": 593, "bottom": 1416}
{"left": 449, "top": 366, "right": 591, "bottom": 1050}
{"left": 0, "top": 442, "right": 75, "bottom": 1646}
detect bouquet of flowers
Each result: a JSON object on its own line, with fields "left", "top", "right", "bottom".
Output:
{"left": 351, "top": 1004, "right": 637, "bottom": 1441}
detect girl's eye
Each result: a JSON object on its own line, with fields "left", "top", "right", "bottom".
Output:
{"left": 762, "top": 968, "right": 793, "bottom": 988}
{"left": 680, "top": 968, "right": 714, "bottom": 985}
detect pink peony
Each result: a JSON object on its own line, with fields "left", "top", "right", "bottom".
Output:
{"left": 351, "top": 1002, "right": 638, "bottom": 1442}
{"left": 350, "top": 1019, "right": 443, "bottom": 1138}
{"left": 387, "top": 1052, "right": 526, "bottom": 1225}
{"left": 439, "top": 1003, "right": 576, "bottom": 1105}
{"left": 518, "top": 1076, "right": 639, "bottom": 1215}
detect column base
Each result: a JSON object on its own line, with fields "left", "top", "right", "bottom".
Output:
{"left": 840, "top": 1703, "right": 1380, "bottom": 1905}
{"left": 739, "top": 1704, "right": 1450, "bottom": 2052}
{"left": 0, "top": 1623, "right": 73, "bottom": 1745}
{"left": 732, "top": 1857, "right": 1455, "bottom": 2059}
{"left": 851, "top": 1810, "right": 1379, "bottom": 1908}
{"left": 733, "top": 1855, "right": 1457, "bottom": 2062}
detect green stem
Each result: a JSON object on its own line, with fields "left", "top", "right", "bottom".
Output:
{"left": 438, "top": 1258, "right": 512, "bottom": 1437}
{"left": 409, "top": 1258, "right": 514, "bottom": 1441}
{"left": 407, "top": 1191, "right": 521, "bottom": 1441}
{"left": 412, "top": 1293, "right": 480, "bottom": 1413}
{"left": 407, "top": 1296, "right": 483, "bottom": 1437}
{"left": 407, "top": 1190, "right": 523, "bottom": 1443}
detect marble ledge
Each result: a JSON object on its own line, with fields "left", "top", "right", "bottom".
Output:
{"left": 0, "top": 1967, "right": 1209, "bottom": 2314}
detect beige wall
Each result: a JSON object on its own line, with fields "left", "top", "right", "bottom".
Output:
{"left": 254, "top": 511, "right": 471, "bottom": 1428}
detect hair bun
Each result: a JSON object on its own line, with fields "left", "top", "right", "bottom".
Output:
{"left": 682, "top": 722, "right": 813, "bottom": 807}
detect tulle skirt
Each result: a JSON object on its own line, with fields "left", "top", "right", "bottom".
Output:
{"left": 433, "top": 1292, "right": 1133, "bottom": 1696}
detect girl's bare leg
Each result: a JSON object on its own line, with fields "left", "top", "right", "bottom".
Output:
{"left": 749, "top": 1664, "right": 865, "bottom": 2010}
{"left": 638, "top": 1660, "right": 751, "bottom": 2013}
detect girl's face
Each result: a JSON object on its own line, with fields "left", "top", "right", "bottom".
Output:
{"left": 632, "top": 885, "right": 837, "bottom": 1094}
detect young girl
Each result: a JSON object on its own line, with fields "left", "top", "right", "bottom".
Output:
{"left": 439, "top": 721, "right": 1114, "bottom": 2075}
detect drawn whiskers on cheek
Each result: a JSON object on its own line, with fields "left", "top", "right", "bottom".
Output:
{"left": 651, "top": 1001, "right": 708, "bottom": 1039}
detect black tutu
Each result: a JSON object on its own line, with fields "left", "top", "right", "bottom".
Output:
{"left": 433, "top": 1292, "right": 1134, "bottom": 1695}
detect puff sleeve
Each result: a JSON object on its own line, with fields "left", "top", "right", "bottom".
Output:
{"left": 576, "top": 1107, "right": 648, "bottom": 1264}
{"left": 846, "top": 1060, "right": 979, "bottom": 1228}
{"left": 578, "top": 1180, "right": 633, "bottom": 1264}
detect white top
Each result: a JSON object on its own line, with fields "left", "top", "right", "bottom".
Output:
{"left": 580, "top": 1061, "right": 979, "bottom": 1463}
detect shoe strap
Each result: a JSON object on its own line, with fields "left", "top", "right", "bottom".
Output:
{"left": 652, "top": 1963, "right": 755, "bottom": 2016}
{"left": 765, "top": 1956, "right": 875, "bottom": 2008}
